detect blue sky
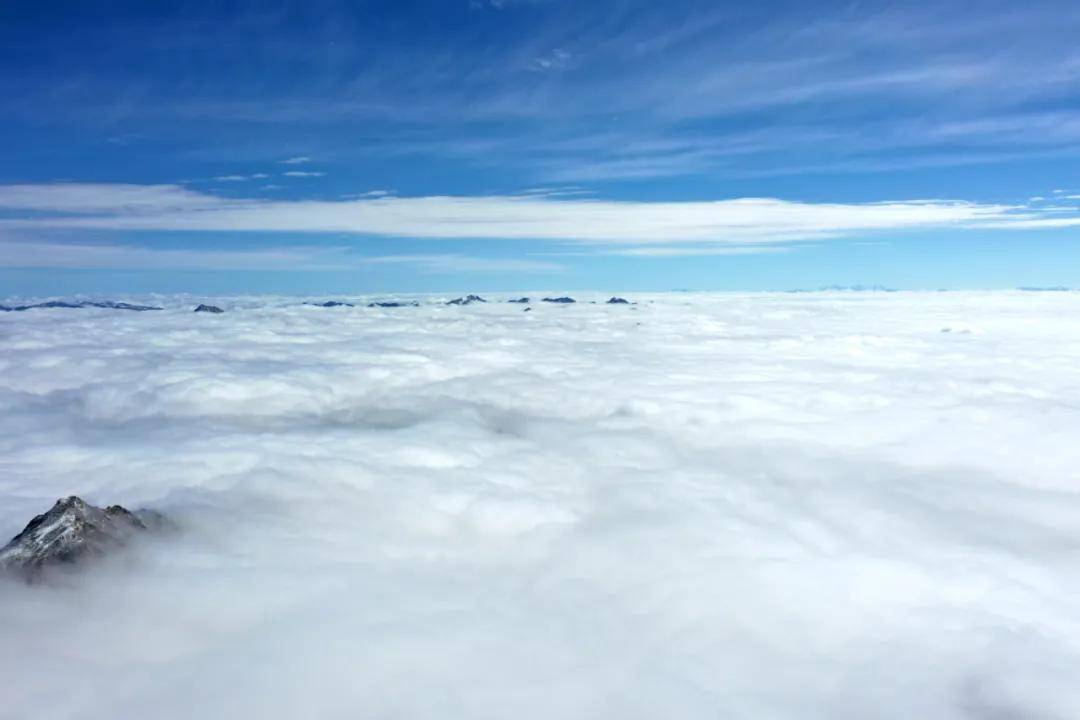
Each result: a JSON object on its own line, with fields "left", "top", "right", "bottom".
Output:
{"left": 3, "top": 0, "right": 1080, "bottom": 295}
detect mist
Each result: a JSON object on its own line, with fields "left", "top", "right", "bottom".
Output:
{"left": 2, "top": 291, "right": 1079, "bottom": 719}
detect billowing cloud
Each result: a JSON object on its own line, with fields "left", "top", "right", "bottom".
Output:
{"left": 1, "top": 293, "right": 1079, "bottom": 718}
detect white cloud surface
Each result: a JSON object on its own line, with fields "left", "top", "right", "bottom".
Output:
{"left": 1, "top": 291, "right": 1080, "bottom": 718}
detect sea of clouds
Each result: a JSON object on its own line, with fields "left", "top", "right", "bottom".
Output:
{"left": 2, "top": 291, "right": 1079, "bottom": 719}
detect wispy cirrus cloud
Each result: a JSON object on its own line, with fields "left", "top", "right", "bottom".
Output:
{"left": 0, "top": 239, "right": 564, "bottom": 274}
{"left": 528, "top": 48, "right": 573, "bottom": 72}
{"left": 6, "top": 2, "right": 1080, "bottom": 186}
{"left": 0, "top": 184, "right": 226, "bottom": 213}
{"left": 358, "top": 253, "right": 564, "bottom": 274}
{"left": 0, "top": 183, "right": 1067, "bottom": 246}
{"left": 0, "top": 240, "right": 349, "bottom": 271}
{"left": 600, "top": 245, "right": 796, "bottom": 257}
{"left": 212, "top": 173, "right": 270, "bottom": 182}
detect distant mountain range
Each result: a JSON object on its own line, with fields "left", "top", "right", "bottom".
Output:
{"left": 0, "top": 300, "right": 161, "bottom": 312}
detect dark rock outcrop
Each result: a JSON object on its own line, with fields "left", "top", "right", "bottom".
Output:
{"left": 446, "top": 295, "right": 487, "bottom": 306}
{"left": 91, "top": 301, "right": 161, "bottom": 311}
{"left": 367, "top": 301, "right": 420, "bottom": 308}
{"left": 0, "top": 301, "right": 161, "bottom": 312}
{"left": 0, "top": 497, "right": 169, "bottom": 581}
{"left": 306, "top": 301, "right": 355, "bottom": 308}
{"left": 193, "top": 304, "right": 224, "bottom": 313}
{"left": 508, "top": 297, "right": 530, "bottom": 304}
{"left": 542, "top": 296, "right": 576, "bottom": 304}
{"left": 606, "top": 297, "right": 630, "bottom": 304}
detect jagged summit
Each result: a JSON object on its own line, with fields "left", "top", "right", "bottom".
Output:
{"left": 0, "top": 496, "right": 167, "bottom": 581}
{"left": 194, "top": 304, "right": 224, "bottom": 313}
{"left": 446, "top": 295, "right": 487, "bottom": 305}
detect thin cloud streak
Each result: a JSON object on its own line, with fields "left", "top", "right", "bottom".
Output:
{"left": 602, "top": 245, "right": 795, "bottom": 257}
{"left": 0, "top": 240, "right": 565, "bottom": 274}
{"left": 0, "top": 183, "right": 1059, "bottom": 245}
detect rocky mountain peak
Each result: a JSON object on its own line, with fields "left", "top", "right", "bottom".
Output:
{"left": 0, "top": 496, "right": 168, "bottom": 581}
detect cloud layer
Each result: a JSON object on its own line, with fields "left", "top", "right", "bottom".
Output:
{"left": 0, "top": 240, "right": 563, "bottom": 273}
{"left": 1, "top": 292, "right": 1080, "bottom": 718}
{"left": 0, "top": 183, "right": 1064, "bottom": 248}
